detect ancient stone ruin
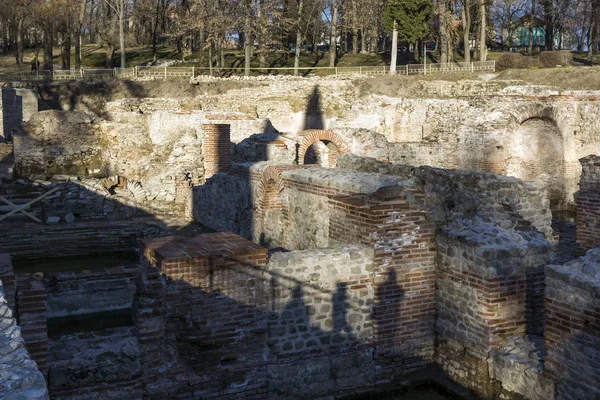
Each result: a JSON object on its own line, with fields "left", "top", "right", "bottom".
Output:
{"left": 0, "top": 76, "right": 600, "bottom": 399}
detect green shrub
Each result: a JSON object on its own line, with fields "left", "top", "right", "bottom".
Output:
{"left": 538, "top": 51, "right": 573, "bottom": 68}
{"left": 496, "top": 52, "right": 537, "bottom": 69}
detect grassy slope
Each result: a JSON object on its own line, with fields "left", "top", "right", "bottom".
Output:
{"left": 494, "top": 66, "right": 600, "bottom": 90}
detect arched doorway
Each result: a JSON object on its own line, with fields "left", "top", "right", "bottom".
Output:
{"left": 297, "top": 130, "right": 349, "bottom": 168}
{"left": 506, "top": 118, "right": 566, "bottom": 211}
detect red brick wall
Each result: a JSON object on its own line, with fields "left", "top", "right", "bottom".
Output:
{"left": 203, "top": 124, "right": 231, "bottom": 179}
{"left": 576, "top": 155, "right": 600, "bottom": 251}
{"left": 576, "top": 190, "right": 600, "bottom": 251}
{"left": 329, "top": 187, "right": 437, "bottom": 376}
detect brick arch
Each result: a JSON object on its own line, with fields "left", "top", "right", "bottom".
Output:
{"left": 255, "top": 166, "right": 291, "bottom": 213}
{"left": 254, "top": 164, "right": 316, "bottom": 247}
{"left": 297, "top": 130, "right": 350, "bottom": 167}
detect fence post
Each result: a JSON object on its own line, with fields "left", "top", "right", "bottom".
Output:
{"left": 471, "top": 62, "right": 474, "bottom": 73}
{"left": 80, "top": 69, "right": 83, "bottom": 78}
{"left": 359, "top": 66, "right": 362, "bottom": 75}
{"left": 164, "top": 66, "right": 167, "bottom": 80}
{"left": 113, "top": 68, "right": 117, "bottom": 78}
{"left": 134, "top": 66, "right": 138, "bottom": 79}
{"left": 192, "top": 66, "right": 195, "bottom": 79}
{"left": 406, "top": 64, "right": 409, "bottom": 75}
{"left": 335, "top": 67, "right": 338, "bottom": 75}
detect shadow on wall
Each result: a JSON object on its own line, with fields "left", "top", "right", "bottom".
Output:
{"left": 137, "top": 244, "right": 418, "bottom": 399}
{"left": 35, "top": 79, "right": 149, "bottom": 117}
{"left": 2, "top": 88, "right": 24, "bottom": 142}
{"left": 303, "top": 85, "right": 324, "bottom": 131}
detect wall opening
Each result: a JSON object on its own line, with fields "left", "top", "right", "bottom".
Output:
{"left": 297, "top": 130, "right": 349, "bottom": 168}
{"left": 506, "top": 117, "right": 566, "bottom": 212}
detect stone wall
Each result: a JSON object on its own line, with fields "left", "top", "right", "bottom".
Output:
{"left": 0, "top": 87, "right": 38, "bottom": 142}
{"left": 545, "top": 249, "right": 600, "bottom": 400}
{"left": 0, "top": 275, "right": 49, "bottom": 400}
{"left": 46, "top": 266, "right": 139, "bottom": 319}
{"left": 135, "top": 233, "right": 425, "bottom": 399}
{"left": 15, "top": 111, "right": 104, "bottom": 177}
{"left": 48, "top": 328, "right": 142, "bottom": 400}
{"left": 14, "top": 110, "right": 203, "bottom": 219}
{"left": 435, "top": 218, "right": 551, "bottom": 398}
{"left": 576, "top": 155, "right": 600, "bottom": 251}
{"left": 0, "top": 219, "right": 164, "bottom": 262}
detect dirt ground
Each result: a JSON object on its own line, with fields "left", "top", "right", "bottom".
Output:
{"left": 19, "top": 79, "right": 267, "bottom": 116}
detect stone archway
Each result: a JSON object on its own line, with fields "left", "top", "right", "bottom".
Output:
{"left": 506, "top": 117, "right": 566, "bottom": 211}
{"left": 297, "top": 130, "right": 350, "bottom": 167}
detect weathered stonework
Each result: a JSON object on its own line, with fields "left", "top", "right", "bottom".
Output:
{"left": 575, "top": 155, "right": 600, "bottom": 251}
{"left": 3, "top": 76, "right": 600, "bottom": 400}
{"left": 545, "top": 249, "right": 600, "bottom": 400}
{"left": 0, "top": 256, "right": 49, "bottom": 400}
{"left": 0, "top": 87, "right": 38, "bottom": 142}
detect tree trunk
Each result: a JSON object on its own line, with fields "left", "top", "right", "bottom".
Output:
{"left": 119, "top": 0, "right": 126, "bottom": 68}
{"left": 439, "top": 0, "right": 449, "bottom": 64}
{"left": 199, "top": 30, "right": 205, "bottom": 67}
{"left": 208, "top": 41, "right": 213, "bottom": 75}
{"left": 462, "top": 0, "right": 471, "bottom": 63}
{"left": 544, "top": 0, "right": 554, "bottom": 51}
{"left": 370, "top": 25, "right": 378, "bottom": 53}
{"left": 244, "top": 0, "right": 252, "bottom": 76}
{"left": 352, "top": 27, "right": 358, "bottom": 54}
{"left": 294, "top": 0, "right": 304, "bottom": 76}
{"left": 360, "top": 28, "right": 367, "bottom": 53}
{"left": 152, "top": 0, "right": 160, "bottom": 61}
{"left": 390, "top": 20, "right": 398, "bottom": 75}
{"left": 43, "top": 30, "right": 54, "bottom": 71}
{"left": 479, "top": 0, "right": 487, "bottom": 61}
{"left": 589, "top": 9, "right": 596, "bottom": 62}
{"left": 62, "top": 33, "right": 71, "bottom": 70}
{"left": 528, "top": 0, "right": 534, "bottom": 55}
{"left": 220, "top": 40, "right": 225, "bottom": 70}
{"left": 329, "top": 0, "right": 337, "bottom": 66}
{"left": 16, "top": 18, "right": 23, "bottom": 68}
{"left": 106, "top": 44, "right": 114, "bottom": 68}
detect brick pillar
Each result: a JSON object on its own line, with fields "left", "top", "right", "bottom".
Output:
{"left": 202, "top": 124, "right": 231, "bottom": 179}
{"left": 576, "top": 155, "right": 600, "bottom": 252}
{"left": 16, "top": 274, "right": 48, "bottom": 378}
{"left": 328, "top": 186, "right": 437, "bottom": 379}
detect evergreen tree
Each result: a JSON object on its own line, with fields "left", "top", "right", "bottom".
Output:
{"left": 382, "top": 0, "right": 432, "bottom": 44}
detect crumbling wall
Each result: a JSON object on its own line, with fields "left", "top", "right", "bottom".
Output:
{"left": 15, "top": 111, "right": 104, "bottom": 177}
{"left": 0, "top": 273, "right": 49, "bottom": 400}
{"left": 435, "top": 218, "right": 551, "bottom": 398}
{"left": 545, "top": 249, "right": 600, "bottom": 400}
{"left": 0, "top": 87, "right": 39, "bottom": 142}
{"left": 135, "top": 233, "right": 424, "bottom": 398}
{"left": 576, "top": 155, "right": 600, "bottom": 251}
{"left": 48, "top": 328, "right": 142, "bottom": 400}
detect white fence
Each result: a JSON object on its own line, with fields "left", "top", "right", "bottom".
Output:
{"left": 3, "top": 61, "right": 495, "bottom": 81}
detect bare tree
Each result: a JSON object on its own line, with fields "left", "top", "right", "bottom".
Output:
{"left": 104, "top": 0, "right": 127, "bottom": 67}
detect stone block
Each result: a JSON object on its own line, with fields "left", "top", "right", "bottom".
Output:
{"left": 46, "top": 216, "right": 60, "bottom": 225}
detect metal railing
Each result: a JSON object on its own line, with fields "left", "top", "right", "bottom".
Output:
{"left": 2, "top": 61, "right": 495, "bottom": 81}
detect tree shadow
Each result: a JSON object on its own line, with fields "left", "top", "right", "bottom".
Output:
{"left": 303, "top": 85, "right": 324, "bottom": 131}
